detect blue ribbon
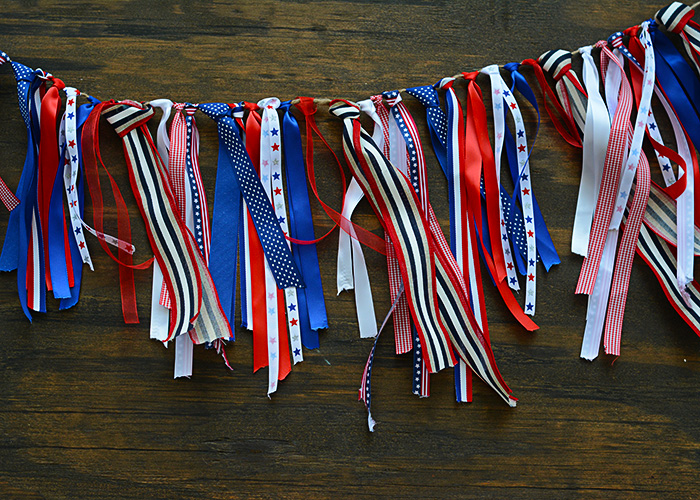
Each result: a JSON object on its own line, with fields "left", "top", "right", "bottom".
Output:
{"left": 199, "top": 102, "right": 242, "bottom": 335}
{"left": 281, "top": 101, "right": 327, "bottom": 349}
{"left": 503, "top": 62, "right": 560, "bottom": 272}
{"left": 199, "top": 102, "right": 303, "bottom": 290}
{"left": 650, "top": 24, "right": 700, "bottom": 152}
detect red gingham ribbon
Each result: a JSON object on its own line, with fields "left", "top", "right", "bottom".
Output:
{"left": 576, "top": 43, "right": 633, "bottom": 295}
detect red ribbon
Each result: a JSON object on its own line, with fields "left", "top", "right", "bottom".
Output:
{"left": 521, "top": 59, "right": 583, "bottom": 148}
{"left": 293, "top": 97, "right": 387, "bottom": 255}
{"left": 81, "top": 101, "right": 154, "bottom": 324}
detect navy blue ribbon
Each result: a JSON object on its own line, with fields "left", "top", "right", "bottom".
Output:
{"left": 281, "top": 101, "right": 327, "bottom": 349}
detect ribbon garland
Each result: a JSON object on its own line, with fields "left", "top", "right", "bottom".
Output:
{"left": 1, "top": 2, "right": 700, "bottom": 428}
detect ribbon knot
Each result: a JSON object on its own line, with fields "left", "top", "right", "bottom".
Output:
{"left": 406, "top": 84, "right": 440, "bottom": 108}
{"left": 436, "top": 77, "right": 454, "bottom": 90}
{"left": 608, "top": 32, "right": 624, "bottom": 48}
{"left": 656, "top": 2, "right": 695, "bottom": 33}
{"left": 328, "top": 99, "right": 360, "bottom": 120}
{"left": 258, "top": 97, "right": 280, "bottom": 110}
{"left": 462, "top": 70, "right": 479, "bottom": 81}
{"left": 197, "top": 102, "right": 230, "bottom": 121}
{"left": 0, "top": 51, "right": 9, "bottom": 64}
{"left": 382, "top": 90, "right": 402, "bottom": 106}
{"left": 296, "top": 96, "right": 317, "bottom": 116}
{"left": 503, "top": 62, "right": 520, "bottom": 73}
{"left": 538, "top": 49, "right": 572, "bottom": 80}
{"left": 103, "top": 102, "right": 155, "bottom": 137}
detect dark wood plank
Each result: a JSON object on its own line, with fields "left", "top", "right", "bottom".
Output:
{"left": 1, "top": 1, "right": 699, "bottom": 498}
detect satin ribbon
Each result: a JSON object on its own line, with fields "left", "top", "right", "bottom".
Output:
{"left": 258, "top": 97, "right": 293, "bottom": 394}
{"left": 330, "top": 99, "right": 516, "bottom": 406}
{"left": 2, "top": 63, "right": 47, "bottom": 318}
{"left": 656, "top": 2, "right": 700, "bottom": 76}
{"left": 572, "top": 45, "right": 611, "bottom": 258}
{"left": 148, "top": 99, "right": 174, "bottom": 342}
{"left": 281, "top": 100, "right": 328, "bottom": 350}
{"left": 336, "top": 98, "right": 379, "bottom": 340}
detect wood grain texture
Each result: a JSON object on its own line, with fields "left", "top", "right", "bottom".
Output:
{"left": 1, "top": 1, "right": 699, "bottom": 498}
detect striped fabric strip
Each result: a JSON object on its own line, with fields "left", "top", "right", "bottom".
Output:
{"left": 104, "top": 102, "right": 231, "bottom": 344}
{"left": 331, "top": 100, "right": 515, "bottom": 406}
{"left": 637, "top": 223, "right": 700, "bottom": 337}
{"left": 644, "top": 182, "right": 700, "bottom": 254}
{"left": 538, "top": 49, "right": 587, "bottom": 133}
{"left": 384, "top": 90, "right": 431, "bottom": 396}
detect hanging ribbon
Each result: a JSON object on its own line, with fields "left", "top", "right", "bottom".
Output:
{"left": 655, "top": 2, "right": 700, "bottom": 76}
{"left": 281, "top": 100, "right": 328, "bottom": 350}
{"left": 336, "top": 98, "right": 379, "bottom": 340}
{"left": 538, "top": 49, "right": 588, "bottom": 133}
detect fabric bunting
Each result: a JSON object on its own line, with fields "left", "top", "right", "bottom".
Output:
{"left": 4, "top": 2, "right": 700, "bottom": 429}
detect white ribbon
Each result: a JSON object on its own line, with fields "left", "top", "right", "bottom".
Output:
{"left": 148, "top": 99, "right": 173, "bottom": 343}
{"left": 572, "top": 46, "right": 611, "bottom": 257}
{"left": 336, "top": 98, "right": 382, "bottom": 338}
{"left": 482, "top": 65, "right": 520, "bottom": 292}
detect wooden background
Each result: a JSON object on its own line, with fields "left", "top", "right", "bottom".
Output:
{"left": 1, "top": 1, "right": 699, "bottom": 498}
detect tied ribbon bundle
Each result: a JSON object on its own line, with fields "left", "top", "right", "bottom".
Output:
{"left": 538, "top": 12, "right": 700, "bottom": 360}
{"left": 329, "top": 99, "right": 517, "bottom": 430}
{"left": 197, "top": 99, "right": 329, "bottom": 395}
{"left": 2, "top": 2, "right": 700, "bottom": 429}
